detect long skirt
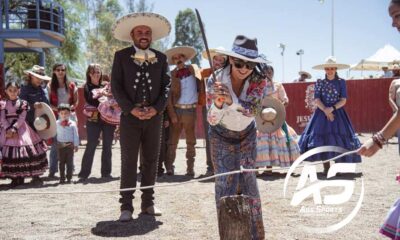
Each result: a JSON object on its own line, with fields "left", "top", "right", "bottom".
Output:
{"left": 210, "top": 122, "right": 265, "bottom": 239}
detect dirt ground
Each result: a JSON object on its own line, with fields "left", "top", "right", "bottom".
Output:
{"left": 0, "top": 134, "right": 398, "bottom": 240}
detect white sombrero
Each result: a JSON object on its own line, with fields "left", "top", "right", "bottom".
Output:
{"left": 112, "top": 12, "right": 171, "bottom": 42}
{"left": 201, "top": 47, "right": 227, "bottom": 60}
{"left": 33, "top": 102, "right": 57, "bottom": 140}
{"left": 215, "top": 35, "right": 269, "bottom": 64}
{"left": 255, "top": 96, "right": 286, "bottom": 133}
{"left": 299, "top": 71, "right": 312, "bottom": 79}
{"left": 165, "top": 46, "right": 196, "bottom": 65}
{"left": 24, "top": 65, "right": 51, "bottom": 82}
{"left": 312, "top": 56, "right": 350, "bottom": 70}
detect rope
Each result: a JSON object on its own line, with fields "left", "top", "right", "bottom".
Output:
{"left": 0, "top": 149, "right": 359, "bottom": 195}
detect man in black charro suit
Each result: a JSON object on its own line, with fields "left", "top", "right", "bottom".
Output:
{"left": 111, "top": 12, "right": 171, "bottom": 221}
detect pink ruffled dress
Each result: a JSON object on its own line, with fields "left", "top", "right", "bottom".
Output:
{"left": 0, "top": 99, "right": 48, "bottom": 178}
{"left": 92, "top": 83, "right": 121, "bottom": 125}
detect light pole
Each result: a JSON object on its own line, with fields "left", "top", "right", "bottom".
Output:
{"left": 296, "top": 49, "right": 304, "bottom": 71}
{"left": 319, "top": 0, "right": 335, "bottom": 56}
{"left": 278, "top": 43, "right": 286, "bottom": 82}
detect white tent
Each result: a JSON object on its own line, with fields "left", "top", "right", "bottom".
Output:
{"left": 350, "top": 44, "right": 400, "bottom": 71}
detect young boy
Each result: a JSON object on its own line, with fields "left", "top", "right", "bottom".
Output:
{"left": 56, "top": 104, "right": 79, "bottom": 184}
{"left": 165, "top": 46, "right": 200, "bottom": 177}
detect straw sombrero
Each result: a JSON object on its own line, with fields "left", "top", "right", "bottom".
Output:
{"left": 24, "top": 65, "right": 51, "bottom": 82}
{"left": 33, "top": 102, "right": 57, "bottom": 140}
{"left": 165, "top": 46, "right": 196, "bottom": 65}
{"left": 112, "top": 12, "right": 171, "bottom": 42}
{"left": 256, "top": 96, "right": 286, "bottom": 133}
{"left": 299, "top": 71, "right": 312, "bottom": 79}
{"left": 201, "top": 47, "right": 227, "bottom": 60}
{"left": 215, "top": 35, "right": 269, "bottom": 64}
{"left": 312, "top": 56, "right": 350, "bottom": 70}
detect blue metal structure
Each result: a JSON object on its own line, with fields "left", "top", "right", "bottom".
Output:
{"left": 0, "top": 0, "right": 65, "bottom": 92}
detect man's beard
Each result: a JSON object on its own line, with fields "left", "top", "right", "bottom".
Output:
{"left": 134, "top": 39, "right": 151, "bottom": 50}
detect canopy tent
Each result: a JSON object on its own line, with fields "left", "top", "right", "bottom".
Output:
{"left": 350, "top": 44, "right": 400, "bottom": 71}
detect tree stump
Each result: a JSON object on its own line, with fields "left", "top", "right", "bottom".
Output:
{"left": 218, "top": 195, "right": 252, "bottom": 240}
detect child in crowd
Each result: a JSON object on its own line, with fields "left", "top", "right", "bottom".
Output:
{"left": 0, "top": 82, "right": 48, "bottom": 187}
{"left": 56, "top": 104, "right": 79, "bottom": 184}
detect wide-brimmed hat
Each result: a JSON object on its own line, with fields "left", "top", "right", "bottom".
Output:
{"left": 165, "top": 46, "right": 196, "bottom": 65}
{"left": 215, "top": 35, "right": 269, "bottom": 63}
{"left": 389, "top": 64, "right": 400, "bottom": 70}
{"left": 33, "top": 102, "right": 56, "bottom": 140}
{"left": 24, "top": 65, "right": 51, "bottom": 82}
{"left": 112, "top": 12, "right": 171, "bottom": 42}
{"left": 255, "top": 96, "right": 286, "bottom": 133}
{"left": 299, "top": 71, "right": 312, "bottom": 79}
{"left": 201, "top": 46, "right": 227, "bottom": 60}
{"left": 312, "top": 56, "right": 350, "bottom": 70}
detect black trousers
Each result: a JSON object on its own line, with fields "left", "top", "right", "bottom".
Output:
{"left": 119, "top": 113, "right": 163, "bottom": 212}
{"left": 79, "top": 120, "right": 116, "bottom": 178}
{"left": 58, "top": 144, "right": 74, "bottom": 181}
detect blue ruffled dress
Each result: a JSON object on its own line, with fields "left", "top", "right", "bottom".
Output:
{"left": 298, "top": 78, "right": 361, "bottom": 163}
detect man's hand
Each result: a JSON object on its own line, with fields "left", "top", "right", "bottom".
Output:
{"left": 131, "top": 107, "right": 157, "bottom": 120}
{"left": 130, "top": 107, "right": 145, "bottom": 119}
{"left": 141, "top": 107, "right": 157, "bottom": 120}
{"left": 74, "top": 146, "right": 79, "bottom": 152}
{"left": 170, "top": 115, "right": 178, "bottom": 124}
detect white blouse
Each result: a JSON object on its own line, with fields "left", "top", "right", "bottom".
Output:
{"left": 207, "top": 67, "right": 255, "bottom": 132}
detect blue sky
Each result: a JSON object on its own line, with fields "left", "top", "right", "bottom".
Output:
{"left": 122, "top": 0, "right": 398, "bottom": 82}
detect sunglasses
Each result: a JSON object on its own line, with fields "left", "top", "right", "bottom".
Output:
{"left": 232, "top": 58, "right": 257, "bottom": 70}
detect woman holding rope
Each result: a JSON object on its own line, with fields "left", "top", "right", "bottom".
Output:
{"left": 358, "top": 1, "right": 400, "bottom": 239}
{"left": 206, "top": 35, "right": 267, "bottom": 239}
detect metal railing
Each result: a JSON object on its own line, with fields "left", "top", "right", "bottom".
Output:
{"left": 1, "top": 0, "right": 65, "bottom": 35}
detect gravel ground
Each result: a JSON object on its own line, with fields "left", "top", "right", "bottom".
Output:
{"left": 0, "top": 134, "right": 398, "bottom": 240}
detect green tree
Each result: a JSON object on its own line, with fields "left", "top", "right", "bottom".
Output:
{"left": 86, "top": 0, "right": 126, "bottom": 74}
{"left": 173, "top": 8, "right": 203, "bottom": 66}
{"left": 4, "top": 0, "right": 86, "bottom": 81}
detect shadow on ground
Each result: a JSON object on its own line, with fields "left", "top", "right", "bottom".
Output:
{"left": 91, "top": 214, "right": 163, "bottom": 237}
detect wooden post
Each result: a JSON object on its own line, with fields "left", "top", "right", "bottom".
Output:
{"left": 218, "top": 195, "right": 252, "bottom": 240}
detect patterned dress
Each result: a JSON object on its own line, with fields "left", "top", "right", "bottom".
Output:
{"left": 298, "top": 77, "right": 361, "bottom": 162}
{"left": 92, "top": 83, "right": 121, "bottom": 125}
{"left": 0, "top": 99, "right": 48, "bottom": 178}
{"left": 256, "top": 81, "right": 301, "bottom": 167}
{"left": 207, "top": 66, "right": 266, "bottom": 240}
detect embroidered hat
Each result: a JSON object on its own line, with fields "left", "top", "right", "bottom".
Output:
{"left": 112, "top": 12, "right": 171, "bottom": 42}
{"left": 33, "top": 102, "right": 57, "bottom": 140}
{"left": 312, "top": 56, "right": 350, "bottom": 70}
{"left": 215, "top": 35, "right": 269, "bottom": 63}
{"left": 165, "top": 46, "right": 197, "bottom": 65}
{"left": 255, "top": 96, "right": 286, "bottom": 133}
{"left": 24, "top": 65, "right": 51, "bottom": 82}
{"left": 299, "top": 71, "right": 312, "bottom": 79}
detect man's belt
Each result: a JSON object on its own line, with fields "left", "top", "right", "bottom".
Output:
{"left": 174, "top": 103, "right": 197, "bottom": 109}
